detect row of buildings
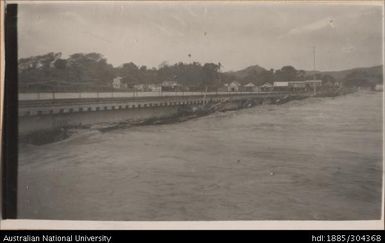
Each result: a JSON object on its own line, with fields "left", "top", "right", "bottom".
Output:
{"left": 112, "top": 76, "right": 325, "bottom": 92}
{"left": 220, "top": 80, "right": 323, "bottom": 92}
{"left": 112, "top": 77, "right": 181, "bottom": 92}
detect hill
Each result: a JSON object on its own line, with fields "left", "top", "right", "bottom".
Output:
{"left": 225, "top": 65, "right": 267, "bottom": 80}
{"left": 305, "top": 65, "right": 383, "bottom": 83}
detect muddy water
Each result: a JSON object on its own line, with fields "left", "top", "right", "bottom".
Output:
{"left": 18, "top": 91, "right": 383, "bottom": 220}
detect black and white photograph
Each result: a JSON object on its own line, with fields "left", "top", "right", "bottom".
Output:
{"left": 3, "top": 0, "right": 384, "bottom": 227}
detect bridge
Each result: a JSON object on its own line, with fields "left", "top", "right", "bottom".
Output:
{"left": 18, "top": 91, "right": 311, "bottom": 136}
{"left": 18, "top": 91, "right": 306, "bottom": 116}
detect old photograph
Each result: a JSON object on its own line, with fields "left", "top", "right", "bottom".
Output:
{"left": 12, "top": 1, "right": 383, "bottom": 222}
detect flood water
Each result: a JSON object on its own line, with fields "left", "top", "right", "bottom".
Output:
{"left": 18, "top": 91, "right": 383, "bottom": 220}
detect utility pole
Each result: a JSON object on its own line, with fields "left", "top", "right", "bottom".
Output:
{"left": 313, "top": 45, "right": 316, "bottom": 80}
{"left": 313, "top": 46, "right": 317, "bottom": 95}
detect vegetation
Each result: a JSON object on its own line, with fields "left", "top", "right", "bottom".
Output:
{"left": 18, "top": 52, "right": 383, "bottom": 92}
{"left": 19, "top": 52, "right": 115, "bottom": 92}
{"left": 343, "top": 70, "right": 383, "bottom": 88}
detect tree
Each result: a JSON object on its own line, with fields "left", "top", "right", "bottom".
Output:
{"left": 257, "top": 69, "right": 275, "bottom": 85}
{"left": 202, "top": 63, "right": 221, "bottom": 90}
{"left": 274, "top": 66, "right": 298, "bottom": 81}
{"left": 116, "top": 62, "right": 141, "bottom": 86}
{"left": 297, "top": 70, "right": 306, "bottom": 80}
{"left": 18, "top": 52, "right": 65, "bottom": 91}
{"left": 53, "top": 59, "right": 67, "bottom": 70}
{"left": 343, "top": 71, "right": 371, "bottom": 87}
{"left": 66, "top": 53, "right": 114, "bottom": 87}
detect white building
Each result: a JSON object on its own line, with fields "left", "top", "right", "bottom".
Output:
{"left": 161, "top": 81, "right": 181, "bottom": 91}
{"left": 227, "top": 81, "right": 241, "bottom": 92}
{"left": 148, "top": 84, "right": 162, "bottom": 92}
{"left": 243, "top": 82, "right": 259, "bottom": 92}
{"left": 273, "top": 80, "right": 322, "bottom": 90}
{"left": 273, "top": 81, "right": 289, "bottom": 88}
{"left": 133, "top": 84, "right": 146, "bottom": 91}
{"left": 112, "top": 76, "right": 123, "bottom": 89}
{"left": 260, "top": 82, "right": 273, "bottom": 91}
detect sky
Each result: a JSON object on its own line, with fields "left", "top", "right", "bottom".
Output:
{"left": 17, "top": 1, "right": 383, "bottom": 72}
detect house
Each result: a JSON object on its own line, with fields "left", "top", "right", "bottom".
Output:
{"left": 133, "top": 84, "right": 146, "bottom": 91}
{"left": 243, "top": 82, "right": 259, "bottom": 92}
{"left": 112, "top": 76, "right": 123, "bottom": 89}
{"left": 161, "top": 81, "right": 181, "bottom": 91}
{"left": 260, "top": 82, "right": 273, "bottom": 91}
{"left": 227, "top": 81, "right": 241, "bottom": 92}
{"left": 148, "top": 83, "right": 162, "bottom": 92}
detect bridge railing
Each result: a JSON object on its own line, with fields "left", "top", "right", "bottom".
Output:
{"left": 18, "top": 91, "right": 299, "bottom": 101}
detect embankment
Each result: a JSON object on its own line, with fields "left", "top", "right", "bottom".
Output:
{"left": 19, "top": 89, "right": 352, "bottom": 145}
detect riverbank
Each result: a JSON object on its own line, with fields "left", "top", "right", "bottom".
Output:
{"left": 19, "top": 88, "right": 355, "bottom": 145}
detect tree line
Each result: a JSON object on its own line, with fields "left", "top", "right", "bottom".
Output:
{"left": 18, "top": 52, "right": 381, "bottom": 92}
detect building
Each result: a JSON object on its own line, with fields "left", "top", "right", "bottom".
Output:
{"left": 273, "top": 81, "right": 289, "bottom": 88}
{"left": 304, "top": 80, "right": 322, "bottom": 88}
{"left": 132, "top": 83, "right": 162, "bottom": 92}
{"left": 148, "top": 84, "right": 162, "bottom": 92}
{"left": 227, "top": 81, "right": 241, "bottom": 92}
{"left": 273, "top": 81, "right": 294, "bottom": 91}
{"left": 161, "top": 81, "right": 181, "bottom": 91}
{"left": 112, "top": 76, "right": 123, "bottom": 89}
{"left": 260, "top": 82, "right": 273, "bottom": 91}
{"left": 275, "top": 81, "right": 307, "bottom": 91}
{"left": 273, "top": 80, "right": 322, "bottom": 91}
{"left": 290, "top": 81, "right": 307, "bottom": 89}
{"left": 133, "top": 84, "right": 146, "bottom": 91}
{"left": 243, "top": 82, "right": 259, "bottom": 92}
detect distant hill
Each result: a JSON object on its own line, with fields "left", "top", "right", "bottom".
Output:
{"left": 305, "top": 65, "right": 383, "bottom": 83}
{"left": 225, "top": 65, "right": 267, "bottom": 80}
{"left": 223, "top": 64, "right": 382, "bottom": 87}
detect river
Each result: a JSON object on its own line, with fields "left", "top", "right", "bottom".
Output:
{"left": 18, "top": 91, "right": 383, "bottom": 220}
